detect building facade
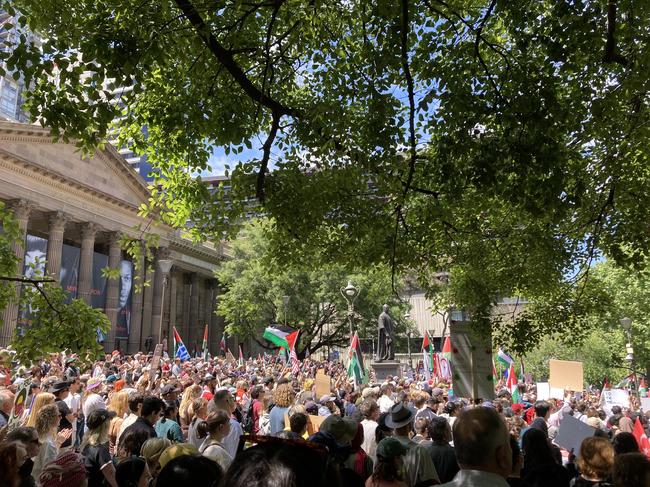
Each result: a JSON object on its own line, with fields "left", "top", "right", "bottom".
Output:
{"left": 0, "top": 120, "right": 230, "bottom": 354}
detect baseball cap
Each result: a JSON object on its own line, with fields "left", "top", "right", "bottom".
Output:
{"left": 161, "top": 383, "right": 179, "bottom": 395}
{"left": 86, "top": 409, "right": 116, "bottom": 430}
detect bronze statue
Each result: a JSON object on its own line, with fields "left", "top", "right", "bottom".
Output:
{"left": 376, "top": 304, "right": 395, "bottom": 361}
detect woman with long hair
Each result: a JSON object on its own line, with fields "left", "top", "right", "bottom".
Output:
{"left": 108, "top": 390, "right": 129, "bottom": 455}
{"left": 81, "top": 409, "right": 118, "bottom": 487}
{"left": 140, "top": 437, "right": 172, "bottom": 481}
{"left": 82, "top": 378, "right": 106, "bottom": 429}
{"left": 0, "top": 442, "right": 28, "bottom": 487}
{"left": 33, "top": 403, "right": 72, "bottom": 480}
{"left": 366, "top": 437, "right": 407, "bottom": 487}
{"left": 155, "top": 401, "right": 184, "bottom": 443}
{"left": 269, "top": 383, "right": 295, "bottom": 435}
{"left": 24, "top": 392, "right": 55, "bottom": 428}
{"left": 179, "top": 384, "right": 202, "bottom": 435}
{"left": 187, "top": 397, "right": 208, "bottom": 448}
{"left": 521, "top": 428, "right": 570, "bottom": 487}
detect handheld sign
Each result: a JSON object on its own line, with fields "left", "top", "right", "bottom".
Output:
{"left": 549, "top": 360, "right": 583, "bottom": 392}
{"left": 149, "top": 344, "right": 163, "bottom": 385}
{"left": 555, "top": 414, "right": 597, "bottom": 454}
{"left": 450, "top": 322, "right": 494, "bottom": 400}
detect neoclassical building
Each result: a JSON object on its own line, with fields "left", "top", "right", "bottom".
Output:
{"left": 0, "top": 120, "right": 230, "bottom": 354}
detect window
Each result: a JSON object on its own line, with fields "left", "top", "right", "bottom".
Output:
{"left": 0, "top": 79, "right": 18, "bottom": 117}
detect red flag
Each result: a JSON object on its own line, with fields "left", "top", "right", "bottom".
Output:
{"left": 442, "top": 336, "right": 451, "bottom": 358}
{"left": 286, "top": 330, "right": 300, "bottom": 350}
{"left": 603, "top": 377, "right": 611, "bottom": 389}
{"left": 634, "top": 417, "right": 650, "bottom": 458}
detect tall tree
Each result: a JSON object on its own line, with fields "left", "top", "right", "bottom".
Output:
{"left": 216, "top": 220, "right": 407, "bottom": 357}
{"left": 3, "top": 0, "right": 650, "bottom": 350}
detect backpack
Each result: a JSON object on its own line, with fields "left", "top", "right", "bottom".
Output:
{"left": 241, "top": 400, "right": 255, "bottom": 434}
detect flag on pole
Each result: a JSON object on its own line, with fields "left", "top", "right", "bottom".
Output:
{"left": 290, "top": 347, "right": 301, "bottom": 376}
{"left": 442, "top": 336, "right": 452, "bottom": 360}
{"left": 347, "top": 332, "right": 366, "bottom": 385}
{"left": 173, "top": 327, "right": 190, "bottom": 362}
{"left": 220, "top": 332, "right": 227, "bottom": 354}
{"left": 496, "top": 348, "right": 514, "bottom": 369}
{"left": 238, "top": 345, "right": 244, "bottom": 366}
{"left": 422, "top": 332, "right": 434, "bottom": 380}
{"left": 634, "top": 417, "right": 650, "bottom": 457}
{"left": 202, "top": 324, "right": 209, "bottom": 361}
{"left": 263, "top": 325, "right": 299, "bottom": 349}
{"left": 507, "top": 363, "right": 520, "bottom": 403}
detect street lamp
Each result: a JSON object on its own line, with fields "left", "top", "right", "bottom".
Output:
{"left": 157, "top": 259, "right": 173, "bottom": 348}
{"left": 620, "top": 317, "right": 639, "bottom": 398}
{"left": 340, "top": 281, "right": 360, "bottom": 336}
{"left": 282, "top": 295, "right": 290, "bottom": 325}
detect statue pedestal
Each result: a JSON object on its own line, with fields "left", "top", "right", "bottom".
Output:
{"left": 371, "top": 361, "right": 401, "bottom": 382}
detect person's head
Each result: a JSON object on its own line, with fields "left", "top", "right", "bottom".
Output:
{"left": 413, "top": 392, "right": 428, "bottom": 409}
{"left": 116, "top": 455, "right": 151, "bottom": 487}
{"left": 156, "top": 455, "right": 222, "bottom": 487}
{"left": 84, "top": 409, "right": 116, "bottom": 448}
{"left": 7, "top": 426, "right": 40, "bottom": 458}
{"left": 612, "top": 405, "right": 623, "bottom": 416}
{"left": 533, "top": 400, "right": 551, "bottom": 420}
{"left": 373, "top": 437, "right": 407, "bottom": 484}
{"left": 212, "top": 389, "right": 236, "bottom": 414}
{"left": 128, "top": 391, "right": 145, "bottom": 416}
{"left": 612, "top": 452, "right": 650, "bottom": 487}
{"left": 509, "top": 435, "right": 523, "bottom": 476}
{"left": 140, "top": 437, "right": 172, "bottom": 479}
{"left": 119, "top": 260, "right": 133, "bottom": 308}
{"left": 0, "top": 441, "right": 27, "bottom": 487}
{"left": 428, "top": 416, "right": 451, "bottom": 443}
{"left": 109, "top": 390, "right": 130, "bottom": 418}
{"left": 578, "top": 436, "right": 615, "bottom": 481}
{"left": 220, "top": 441, "right": 337, "bottom": 487}
{"left": 414, "top": 418, "right": 429, "bottom": 437}
{"left": 521, "top": 427, "right": 555, "bottom": 468}
{"left": 36, "top": 403, "right": 61, "bottom": 439}
{"left": 26, "top": 392, "right": 55, "bottom": 428}
{"left": 50, "top": 380, "right": 70, "bottom": 400}
{"left": 453, "top": 406, "right": 512, "bottom": 478}
{"left": 206, "top": 410, "right": 231, "bottom": 440}
{"left": 289, "top": 412, "right": 308, "bottom": 436}
{"left": 380, "top": 384, "right": 392, "bottom": 397}
{"left": 359, "top": 399, "right": 380, "bottom": 421}
{"left": 141, "top": 396, "right": 165, "bottom": 424}
{"left": 613, "top": 431, "right": 640, "bottom": 456}
{"left": 68, "top": 377, "right": 81, "bottom": 393}
{"left": 0, "top": 388, "right": 15, "bottom": 414}
{"left": 251, "top": 385, "right": 265, "bottom": 401}
{"left": 319, "top": 414, "right": 358, "bottom": 446}
{"left": 161, "top": 401, "right": 178, "bottom": 420}
{"left": 119, "top": 429, "right": 152, "bottom": 458}
{"left": 386, "top": 403, "right": 414, "bottom": 436}
{"left": 38, "top": 451, "right": 87, "bottom": 487}
{"left": 273, "top": 383, "right": 295, "bottom": 408}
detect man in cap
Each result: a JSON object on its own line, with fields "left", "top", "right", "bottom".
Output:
{"left": 52, "top": 380, "right": 75, "bottom": 450}
{"left": 438, "top": 407, "right": 512, "bottom": 487}
{"left": 64, "top": 357, "right": 79, "bottom": 381}
{"left": 387, "top": 402, "right": 439, "bottom": 486}
{"left": 318, "top": 394, "right": 336, "bottom": 417}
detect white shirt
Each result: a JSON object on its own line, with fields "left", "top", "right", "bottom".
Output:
{"left": 361, "top": 418, "right": 378, "bottom": 463}
{"left": 64, "top": 392, "right": 81, "bottom": 435}
{"left": 439, "top": 469, "right": 509, "bottom": 487}
{"left": 200, "top": 438, "right": 233, "bottom": 471}
{"left": 222, "top": 418, "right": 243, "bottom": 458}
{"left": 377, "top": 395, "right": 395, "bottom": 413}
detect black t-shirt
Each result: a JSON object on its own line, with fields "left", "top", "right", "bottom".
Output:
{"left": 56, "top": 399, "right": 73, "bottom": 447}
{"left": 82, "top": 443, "right": 112, "bottom": 487}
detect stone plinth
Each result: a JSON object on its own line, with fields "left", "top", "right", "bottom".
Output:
{"left": 371, "top": 361, "right": 401, "bottom": 382}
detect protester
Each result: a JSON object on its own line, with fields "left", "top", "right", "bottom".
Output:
{"left": 211, "top": 389, "right": 243, "bottom": 458}
{"left": 366, "top": 437, "right": 408, "bottom": 487}
{"left": 345, "top": 422, "right": 374, "bottom": 480}
{"left": 81, "top": 409, "right": 118, "bottom": 487}
{"left": 6, "top": 426, "right": 40, "bottom": 487}
{"left": 121, "top": 396, "right": 163, "bottom": 446}
{"left": 269, "top": 383, "right": 294, "bottom": 434}
{"left": 573, "top": 437, "right": 615, "bottom": 487}
{"left": 611, "top": 452, "right": 650, "bottom": 487}
{"left": 156, "top": 454, "right": 222, "bottom": 487}
{"left": 33, "top": 403, "right": 72, "bottom": 480}
{"left": 520, "top": 427, "right": 570, "bottom": 486}
{"left": 51, "top": 380, "right": 75, "bottom": 451}
{"left": 115, "top": 455, "right": 151, "bottom": 487}
{"left": 25, "top": 392, "right": 55, "bottom": 428}
{"left": 187, "top": 396, "right": 209, "bottom": 448}
{"left": 200, "top": 409, "right": 233, "bottom": 471}
{"left": 155, "top": 401, "right": 184, "bottom": 443}
{"left": 38, "top": 451, "right": 87, "bottom": 487}
{"left": 426, "top": 416, "right": 459, "bottom": 484}
{"left": 82, "top": 379, "right": 106, "bottom": 430}
{"left": 116, "top": 392, "right": 144, "bottom": 452}
{"left": 108, "top": 390, "right": 129, "bottom": 455}
{"left": 0, "top": 441, "right": 28, "bottom": 487}
{"left": 140, "top": 437, "right": 171, "bottom": 480}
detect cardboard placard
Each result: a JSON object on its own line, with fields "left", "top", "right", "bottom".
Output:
{"left": 549, "top": 360, "right": 584, "bottom": 392}
{"left": 555, "top": 414, "right": 597, "bottom": 453}
{"left": 536, "top": 382, "right": 550, "bottom": 401}
{"left": 550, "top": 387, "right": 565, "bottom": 400}
{"left": 284, "top": 413, "right": 321, "bottom": 436}
{"left": 9, "top": 380, "right": 30, "bottom": 427}
{"left": 149, "top": 344, "right": 163, "bottom": 384}
{"left": 315, "top": 369, "right": 331, "bottom": 398}
{"left": 450, "top": 322, "right": 494, "bottom": 400}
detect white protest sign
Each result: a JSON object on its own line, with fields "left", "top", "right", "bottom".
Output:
{"left": 602, "top": 388, "right": 629, "bottom": 415}
{"left": 555, "top": 414, "right": 597, "bottom": 453}
{"left": 450, "top": 322, "right": 494, "bottom": 400}
{"left": 536, "top": 382, "right": 550, "bottom": 401}
{"left": 550, "top": 387, "right": 565, "bottom": 399}
{"left": 641, "top": 397, "right": 650, "bottom": 413}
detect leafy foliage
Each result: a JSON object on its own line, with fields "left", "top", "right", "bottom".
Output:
{"left": 216, "top": 220, "right": 408, "bottom": 357}
{"left": 0, "top": 201, "right": 21, "bottom": 320}
{"left": 4, "top": 0, "right": 650, "bottom": 351}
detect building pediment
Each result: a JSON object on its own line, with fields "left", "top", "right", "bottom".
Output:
{"left": 0, "top": 121, "right": 151, "bottom": 209}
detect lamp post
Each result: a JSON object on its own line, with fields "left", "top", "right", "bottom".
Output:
{"left": 157, "top": 259, "right": 173, "bottom": 348}
{"left": 405, "top": 312, "right": 412, "bottom": 367}
{"left": 620, "top": 317, "right": 639, "bottom": 398}
{"left": 340, "top": 281, "right": 360, "bottom": 336}
{"left": 283, "top": 295, "right": 290, "bottom": 326}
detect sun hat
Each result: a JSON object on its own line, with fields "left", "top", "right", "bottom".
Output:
{"left": 39, "top": 451, "right": 87, "bottom": 487}
{"left": 385, "top": 403, "right": 414, "bottom": 429}
{"left": 319, "top": 415, "right": 358, "bottom": 445}
{"left": 86, "top": 409, "right": 116, "bottom": 430}
{"left": 376, "top": 437, "right": 407, "bottom": 460}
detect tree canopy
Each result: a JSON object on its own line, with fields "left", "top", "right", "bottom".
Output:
{"left": 216, "top": 220, "right": 409, "bottom": 357}
{"left": 4, "top": 0, "right": 650, "bottom": 349}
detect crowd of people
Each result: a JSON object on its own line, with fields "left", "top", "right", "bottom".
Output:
{"left": 0, "top": 349, "right": 649, "bottom": 487}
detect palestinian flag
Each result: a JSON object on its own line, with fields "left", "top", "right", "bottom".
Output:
{"left": 496, "top": 348, "right": 514, "bottom": 369}
{"left": 220, "top": 332, "right": 227, "bottom": 354}
{"left": 202, "top": 324, "right": 209, "bottom": 361}
{"left": 507, "top": 363, "right": 520, "bottom": 403}
{"left": 442, "top": 336, "right": 452, "bottom": 360}
{"left": 422, "top": 332, "right": 434, "bottom": 380}
{"left": 238, "top": 345, "right": 244, "bottom": 366}
{"left": 347, "top": 332, "right": 366, "bottom": 385}
{"left": 263, "top": 325, "right": 299, "bottom": 350}
{"left": 173, "top": 327, "right": 190, "bottom": 362}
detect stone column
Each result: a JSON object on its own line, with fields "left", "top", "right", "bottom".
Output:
{"left": 127, "top": 249, "right": 145, "bottom": 353}
{"left": 0, "top": 199, "right": 33, "bottom": 346}
{"left": 181, "top": 273, "right": 191, "bottom": 343}
{"left": 189, "top": 273, "right": 199, "bottom": 349}
{"left": 77, "top": 223, "right": 98, "bottom": 304}
{"left": 168, "top": 272, "right": 178, "bottom": 348}
{"left": 140, "top": 259, "right": 155, "bottom": 351}
{"left": 197, "top": 277, "right": 205, "bottom": 335}
{"left": 104, "top": 232, "right": 122, "bottom": 350}
{"left": 210, "top": 280, "right": 222, "bottom": 354}
{"left": 45, "top": 211, "right": 67, "bottom": 279}
{"left": 150, "top": 248, "right": 169, "bottom": 345}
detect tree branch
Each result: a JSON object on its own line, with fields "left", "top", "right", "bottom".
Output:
{"left": 603, "top": 0, "right": 628, "bottom": 66}
{"left": 258, "top": 111, "right": 281, "bottom": 203}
